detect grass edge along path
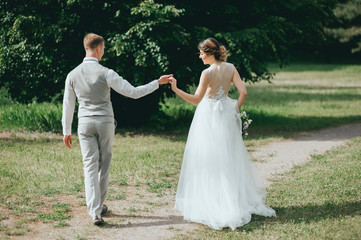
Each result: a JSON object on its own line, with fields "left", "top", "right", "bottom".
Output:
{"left": 176, "top": 137, "right": 361, "bottom": 240}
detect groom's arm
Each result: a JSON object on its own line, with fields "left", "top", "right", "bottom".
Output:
{"left": 61, "top": 74, "right": 76, "bottom": 148}
{"left": 106, "top": 70, "right": 170, "bottom": 99}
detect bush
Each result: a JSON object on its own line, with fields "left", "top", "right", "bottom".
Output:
{"left": 0, "top": 87, "right": 13, "bottom": 105}
{"left": 0, "top": 102, "right": 64, "bottom": 132}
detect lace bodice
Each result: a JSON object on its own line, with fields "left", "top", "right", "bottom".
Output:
{"left": 204, "top": 62, "right": 235, "bottom": 100}
{"left": 208, "top": 85, "right": 226, "bottom": 100}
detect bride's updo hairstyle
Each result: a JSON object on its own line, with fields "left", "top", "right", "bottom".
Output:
{"left": 198, "top": 38, "right": 228, "bottom": 61}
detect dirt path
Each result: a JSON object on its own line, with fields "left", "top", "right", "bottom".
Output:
{"left": 252, "top": 123, "right": 361, "bottom": 187}
{"left": 13, "top": 123, "right": 361, "bottom": 240}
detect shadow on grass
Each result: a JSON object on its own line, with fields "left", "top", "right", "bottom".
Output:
{"left": 248, "top": 113, "right": 361, "bottom": 139}
{"left": 111, "top": 113, "right": 361, "bottom": 142}
{"left": 95, "top": 200, "right": 361, "bottom": 230}
{"left": 268, "top": 62, "right": 361, "bottom": 73}
{"left": 236, "top": 200, "right": 361, "bottom": 232}
{"left": 0, "top": 134, "right": 61, "bottom": 145}
{"left": 100, "top": 213, "right": 188, "bottom": 229}
{"left": 1, "top": 112, "right": 360, "bottom": 144}
{"left": 244, "top": 86, "right": 361, "bottom": 104}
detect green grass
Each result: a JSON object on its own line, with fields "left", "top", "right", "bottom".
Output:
{"left": 0, "top": 132, "right": 185, "bottom": 237}
{"left": 37, "top": 202, "right": 71, "bottom": 224}
{"left": 0, "top": 133, "right": 185, "bottom": 199}
{"left": 177, "top": 137, "right": 361, "bottom": 240}
{"left": 162, "top": 63, "right": 361, "bottom": 138}
{"left": 0, "top": 62, "right": 360, "bottom": 238}
{"left": 107, "top": 191, "right": 127, "bottom": 200}
{"left": 0, "top": 134, "right": 84, "bottom": 197}
{"left": 110, "top": 133, "right": 185, "bottom": 189}
{"left": 0, "top": 102, "right": 64, "bottom": 132}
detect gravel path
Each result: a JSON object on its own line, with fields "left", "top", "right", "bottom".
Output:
{"left": 252, "top": 123, "right": 361, "bottom": 187}
{"left": 17, "top": 123, "right": 361, "bottom": 240}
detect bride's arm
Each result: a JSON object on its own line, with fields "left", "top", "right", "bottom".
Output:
{"left": 232, "top": 68, "right": 247, "bottom": 109}
{"left": 170, "top": 72, "right": 209, "bottom": 106}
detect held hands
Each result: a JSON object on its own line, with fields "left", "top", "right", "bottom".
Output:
{"left": 64, "top": 135, "right": 72, "bottom": 149}
{"left": 158, "top": 74, "right": 173, "bottom": 85}
{"left": 157, "top": 74, "right": 178, "bottom": 92}
{"left": 169, "top": 77, "right": 178, "bottom": 92}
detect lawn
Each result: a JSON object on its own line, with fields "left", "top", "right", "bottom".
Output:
{"left": 0, "top": 62, "right": 360, "bottom": 238}
{"left": 1, "top": 133, "right": 360, "bottom": 239}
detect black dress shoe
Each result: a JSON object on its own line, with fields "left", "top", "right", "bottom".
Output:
{"left": 101, "top": 204, "right": 108, "bottom": 215}
{"left": 93, "top": 216, "right": 104, "bottom": 226}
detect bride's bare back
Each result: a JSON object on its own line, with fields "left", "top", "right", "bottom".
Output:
{"left": 204, "top": 62, "right": 235, "bottom": 99}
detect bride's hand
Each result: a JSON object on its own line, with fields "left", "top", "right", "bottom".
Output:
{"left": 169, "top": 77, "right": 178, "bottom": 91}
{"left": 158, "top": 74, "right": 173, "bottom": 85}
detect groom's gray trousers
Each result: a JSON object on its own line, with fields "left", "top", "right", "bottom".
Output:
{"left": 77, "top": 116, "right": 115, "bottom": 218}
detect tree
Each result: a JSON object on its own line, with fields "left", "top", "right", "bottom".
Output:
{"left": 324, "top": 0, "right": 361, "bottom": 54}
{"left": 0, "top": 0, "right": 135, "bottom": 103}
{"left": 108, "top": 0, "right": 188, "bottom": 126}
{"left": 0, "top": 0, "right": 337, "bottom": 127}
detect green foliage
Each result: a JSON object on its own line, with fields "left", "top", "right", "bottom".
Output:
{"left": 0, "top": 0, "right": 339, "bottom": 126}
{"left": 166, "top": 0, "right": 337, "bottom": 82}
{"left": 0, "top": 0, "right": 136, "bottom": 103}
{"left": 1, "top": 63, "right": 360, "bottom": 134}
{"left": 112, "top": 0, "right": 186, "bottom": 72}
{"left": 324, "top": 0, "right": 361, "bottom": 53}
{"left": 0, "top": 1, "right": 74, "bottom": 102}
{"left": 0, "top": 87, "right": 13, "bottom": 105}
{"left": 0, "top": 102, "right": 64, "bottom": 132}
{"left": 108, "top": 0, "right": 187, "bottom": 126}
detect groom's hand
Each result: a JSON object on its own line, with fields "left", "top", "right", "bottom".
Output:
{"left": 158, "top": 74, "right": 173, "bottom": 85}
{"left": 64, "top": 135, "right": 72, "bottom": 149}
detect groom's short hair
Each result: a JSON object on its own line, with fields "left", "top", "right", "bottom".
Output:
{"left": 83, "top": 33, "right": 105, "bottom": 51}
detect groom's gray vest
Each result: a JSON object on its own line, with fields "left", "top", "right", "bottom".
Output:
{"left": 69, "top": 61, "right": 114, "bottom": 118}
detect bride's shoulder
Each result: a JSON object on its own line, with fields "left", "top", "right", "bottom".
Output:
{"left": 202, "top": 62, "right": 234, "bottom": 74}
{"left": 223, "top": 62, "right": 235, "bottom": 68}
{"left": 202, "top": 66, "right": 213, "bottom": 75}
{"left": 223, "top": 62, "right": 237, "bottom": 73}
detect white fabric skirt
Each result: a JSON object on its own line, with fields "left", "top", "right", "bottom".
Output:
{"left": 174, "top": 96, "right": 276, "bottom": 230}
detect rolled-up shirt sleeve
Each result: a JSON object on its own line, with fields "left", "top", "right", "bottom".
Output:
{"left": 106, "top": 69, "right": 159, "bottom": 99}
{"left": 62, "top": 74, "right": 76, "bottom": 135}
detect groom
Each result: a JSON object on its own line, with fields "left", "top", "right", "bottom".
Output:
{"left": 62, "top": 33, "right": 172, "bottom": 225}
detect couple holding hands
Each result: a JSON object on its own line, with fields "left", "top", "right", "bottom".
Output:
{"left": 62, "top": 33, "right": 275, "bottom": 230}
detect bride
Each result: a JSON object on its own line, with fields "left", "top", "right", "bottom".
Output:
{"left": 169, "top": 38, "right": 276, "bottom": 230}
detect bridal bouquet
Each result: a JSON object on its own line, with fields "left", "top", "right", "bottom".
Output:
{"left": 239, "top": 111, "right": 252, "bottom": 136}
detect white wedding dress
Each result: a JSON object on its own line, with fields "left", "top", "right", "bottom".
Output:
{"left": 174, "top": 62, "right": 276, "bottom": 230}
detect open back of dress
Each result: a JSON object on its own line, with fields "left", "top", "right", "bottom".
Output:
{"left": 205, "top": 62, "right": 235, "bottom": 100}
